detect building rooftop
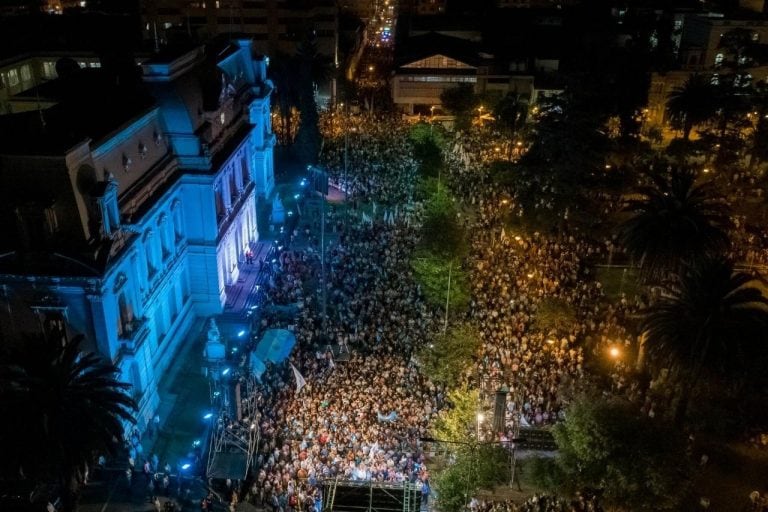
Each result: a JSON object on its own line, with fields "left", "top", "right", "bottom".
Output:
{"left": 0, "top": 68, "right": 155, "bottom": 155}
{"left": 394, "top": 31, "right": 482, "bottom": 69}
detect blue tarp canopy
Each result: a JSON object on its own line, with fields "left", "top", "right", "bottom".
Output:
{"left": 250, "top": 329, "right": 296, "bottom": 378}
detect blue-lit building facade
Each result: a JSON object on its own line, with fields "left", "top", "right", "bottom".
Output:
{"left": 0, "top": 39, "right": 275, "bottom": 429}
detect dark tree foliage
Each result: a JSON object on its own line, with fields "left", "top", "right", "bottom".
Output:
{"left": 665, "top": 74, "right": 719, "bottom": 141}
{"left": 619, "top": 167, "right": 731, "bottom": 279}
{"left": 641, "top": 258, "right": 768, "bottom": 425}
{"left": 529, "top": 396, "right": 692, "bottom": 512}
{"left": 0, "top": 334, "right": 136, "bottom": 512}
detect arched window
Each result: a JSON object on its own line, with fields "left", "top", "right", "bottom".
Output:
{"left": 117, "top": 291, "right": 135, "bottom": 338}
{"left": 171, "top": 199, "right": 184, "bottom": 242}
{"left": 143, "top": 230, "right": 156, "bottom": 279}
{"left": 241, "top": 154, "right": 249, "bottom": 185}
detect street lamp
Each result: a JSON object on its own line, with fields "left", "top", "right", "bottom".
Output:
{"left": 476, "top": 412, "right": 484, "bottom": 440}
{"left": 609, "top": 346, "right": 621, "bottom": 359}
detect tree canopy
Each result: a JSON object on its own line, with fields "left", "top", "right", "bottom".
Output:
{"left": 0, "top": 334, "right": 136, "bottom": 511}
{"left": 619, "top": 167, "right": 731, "bottom": 279}
{"left": 529, "top": 396, "right": 692, "bottom": 512}
{"left": 418, "top": 322, "right": 480, "bottom": 389}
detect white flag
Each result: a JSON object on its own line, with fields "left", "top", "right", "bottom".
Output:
{"left": 291, "top": 363, "right": 307, "bottom": 394}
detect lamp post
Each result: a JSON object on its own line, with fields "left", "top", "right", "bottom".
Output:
{"left": 476, "top": 412, "right": 484, "bottom": 441}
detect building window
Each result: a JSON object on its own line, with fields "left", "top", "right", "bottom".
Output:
{"left": 172, "top": 201, "right": 184, "bottom": 242}
{"left": 229, "top": 171, "right": 238, "bottom": 202}
{"left": 7, "top": 69, "right": 19, "bottom": 87}
{"left": 144, "top": 231, "right": 157, "bottom": 279}
{"left": 20, "top": 65, "right": 31, "bottom": 82}
{"left": 241, "top": 155, "right": 249, "bottom": 185}
{"left": 714, "top": 53, "right": 724, "bottom": 67}
{"left": 43, "top": 61, "right": 57, "bottom": 79}
{"left": 117, "top": 291, "right": 135, "bottom": 338}
{"left": 215, "top": 185, "right": 225, "bottom": 221}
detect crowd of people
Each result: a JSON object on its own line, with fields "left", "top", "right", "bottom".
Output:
{"left": 235, "top": 114, "right": 659, "bottom": 511}
{"left": 470, "top": 495, "right": 602, "bottom": 512}
{"left": 240, "top": 217, "right": 442, "bottom": 511}
{"left": 320, "top": 113, "right": 419, "bottom": 205}
{"left": 226, "top": 110, "right": 768, "bottom": 512}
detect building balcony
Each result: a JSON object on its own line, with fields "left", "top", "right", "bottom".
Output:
{"left": 118, "top": 317, "right": 150, "bottom": 357}
{"left": 217, "top": 181, "right": 255, "bottom": 235}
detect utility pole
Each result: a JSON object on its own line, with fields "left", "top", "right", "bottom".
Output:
{"left": 443, "top": 260, "right": 452, "bottom": 334}
{"left": 321, "top": 187, "right": 327, "bottom": 338}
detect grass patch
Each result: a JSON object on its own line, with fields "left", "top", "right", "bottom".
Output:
{"left": 595, "top": 266, "right": 641, "bottom": 301}
{"left": 684, "top": 441, "right": 768, "bottom": 511}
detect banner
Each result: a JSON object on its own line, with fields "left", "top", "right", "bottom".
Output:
{"left": 291, "top": 363, "right": 307, "bottom": 394}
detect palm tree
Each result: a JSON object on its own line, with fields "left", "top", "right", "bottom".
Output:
{"left": 666, "top": 74, "right": 718, "bottom": 140}
{"left": 641, "top": 258, "right": 768, "bottom": 426}
{"left": 493, "top": 92, "right": 527, "bottom": 159}
{"left": 619, "top": 167, "right": 731, "bottom": 280}
{"left": 0, "top": 334, "right": 136, "bottom": 511}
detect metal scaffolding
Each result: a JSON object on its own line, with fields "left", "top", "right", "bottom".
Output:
{"left": 205, "top": 369, "right": 260, "bottom": 480}
{"left": 321, "top": 479, "right": 422, "bottom": 512}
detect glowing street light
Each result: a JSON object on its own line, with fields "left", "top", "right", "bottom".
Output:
{"left": 609, "top": 346, "right": 621, "bottom": 359}
{"left": 476, "top": 412, "right": 484, "bottom": 440}
{"left": 203, "top": 412, "right": 213, "bottom": 420}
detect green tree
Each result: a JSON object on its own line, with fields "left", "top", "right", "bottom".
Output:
{"left": 493, "top": 92, "right": 527, "bottom": 157}
{"left": 420, "top": 188, "right": 468, "bottom": 260}
{"left": 269, "top": 53, "right": 301, "bottom": 144}
{"left": 440, "top": 84, "right": 478, "bottom": 130}
{"left": 618, "top": 167, "right": 731, "bottom": 280}
{"left": 434, "top": 444, "right": 511, "bottom": 512}
{"left": 529, "top": 396, "right": 692, "bottom": 512}
{"left": 411, "top": 251, "right": 470, "bottom": 313}
{"left": 409, "top": 122, "right": 446, "bottom": 179}
{"left": 418, "top": 323, "right": 480, "bottom": 388}
{"left": 294, "top": 35, "right": 332, "bottom": 164}
{"left": 665, "top": 74, "right": 718, "bottom": 141}
{"left": 431, "top": 387, "right": 481, "bottom": 443}
{"left": 641, "top": 258, "right": 768, "bottom": 426}
{"left": 0, "top": 334, "right": 136, "bottom": 512}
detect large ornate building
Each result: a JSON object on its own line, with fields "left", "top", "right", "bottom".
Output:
{"left": 0, "top": 38, "right": 275, "bottom": 429}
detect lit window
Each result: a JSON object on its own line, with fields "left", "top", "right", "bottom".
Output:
{"left": 43, "top": 61, "right": 56, "bottom": 78}
{"left": 752, "top": 32, "right": 759, "bottom": 42}
{"left": 220, "top": 112, "right": 226, "bottom": 125}
{"left": 714, "top": 53, "right": 724, "bottom": 66}
{"left": 20, "top": 65, "right": 31, "bottom": 82}
{"left": 7, "top": 69, "right": 19, "bottom": 87}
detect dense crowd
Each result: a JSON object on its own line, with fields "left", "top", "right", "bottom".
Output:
{"left": 241, "top": 218, "right": 441, "bottom": 511}
{"left": 320, "top": 114, "right": 418, "bottom": 205}
{"left": 232, "top": 112, "right": 768, "bottom": 512}
{"left": 471, "top": 495, "right": 602, "bottom": 512}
